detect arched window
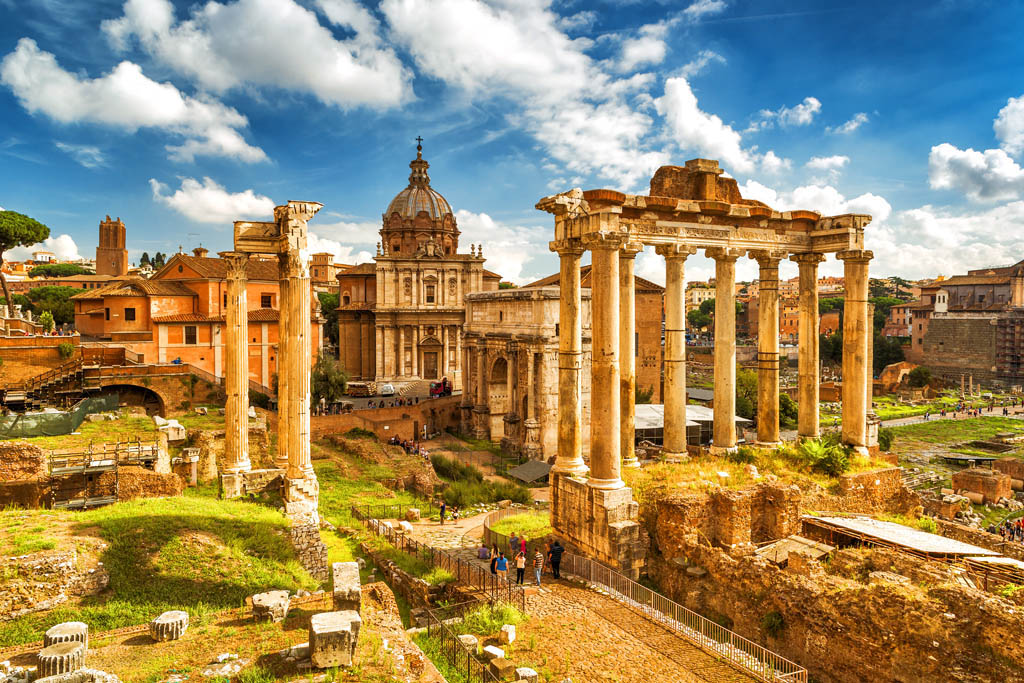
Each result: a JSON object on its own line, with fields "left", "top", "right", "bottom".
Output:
{"left": 342, "top": 294, "right": 350, "bottom": 305}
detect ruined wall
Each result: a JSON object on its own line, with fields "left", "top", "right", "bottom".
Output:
{"left": 290, "top": 522, "right": 328, "bottom": 582}
{"left": 96, "top": 466, "right": 183, "bottom": 500}
{"left": 803, "top": 467, "right": 920, "bottom": 515}
{"left": 952, "top": 467, "right": 1014, "bottom": 504}
{"left": 933, "top": 518, "right": 1024, "bottom": 562}
{"left": 308, "top": 395, "right": 462, "bottom": 442}
{"left": 922, "top": 315, "right": 1000, "bottom": 384}
{"left": 994, "top": 457, "right": 1024, "bottom": 480}
{"left": 0, "top": 441, "right": 47, "bottom": 480}
{"left": 1, "top": 548, "right": 109, "bottom": 621}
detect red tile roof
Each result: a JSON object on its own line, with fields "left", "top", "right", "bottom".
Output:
{"left": 155, "top": 253, "right": 281, "bottom": 281}
{"left": 70, "top": 278, "right": 195, "bottom": 300}
{"left": 525, "top": 265, "right": 664, "bottom": 292}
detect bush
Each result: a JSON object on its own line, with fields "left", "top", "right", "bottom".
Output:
{"left": 57, "top": 342, "right": 74, "bottom": 360}
{"left": 725, "top": 446, "right": 757, "bottom": 464}
{"left": 792, "top": 436, "right": 852, "bottom": 477}
{"left": 431, "top": 454, "right": 484, "bottom": 483}
{"left": 458, "top": 602, "right": 527, "bottom": 635}
{"left": 916, "top": 516, "right": 938, "bottom": 534}
{"left": 38, "top": 310, "right": 54, "bottom": 332}
{"left": 779, "top": 393, "right": 798, "bottom": 429}
{"left": 345, "top": 427, "right": 377, "bottom": 440}
{"left": 250, "top": 391, "right": 270, "bottom": 409}
{"left": 878, "top": 427, "right": 895, "bottom": 451}
{"left": 908, "top": 366, "right": 932, "bottom": 388}
{"left": 442, "top": 479, "right": 532, "bottom": 508}
{"left": 761, "top": 610, "right": 785, "bottom": 638}
{"left": 422, "top": 567, "right": 455, "bottom": 585}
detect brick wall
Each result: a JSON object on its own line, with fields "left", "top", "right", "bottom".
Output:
{"left": 951, "top": 467, "right": 1013, "bottom": 504}
{"left": 922, "top": 314, "right": 999, "bottom": 383}
{"left": 309, "top": 395, "right": 462, "bottom": 442}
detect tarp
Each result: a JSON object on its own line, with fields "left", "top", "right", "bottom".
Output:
{"left": 507, "top": 459, "right": 552, "bottom": 483}
{"left": 0, "top": 394, "right": 118, "bottom": 439}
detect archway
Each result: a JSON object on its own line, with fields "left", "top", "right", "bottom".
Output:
{"left": 488, "top": 356, "right": 509, "bottom": 441}
{"left": 98, "top": 384, "right": 165, "bottom": 416}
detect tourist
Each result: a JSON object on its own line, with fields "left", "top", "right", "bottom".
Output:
{"left": 439, "top": 501, "right": 446, "bottom": 526}
{"left": 509, "top": 531, "right": 519, "bottom": 556}
{"left": 520, "top": 534, "right": 527, "bottom": 556}
{"left": 515, "top": 550, "right": 527, "bottom": 585}
{"left": 490, "top": 545, "right": 499, "bottom": 575}
{"left": 495, "top": 551, "right": 508, "bottom": 580}
{"left": 452, "top": 505, "right": 460, "bottom": 521}
{"left": 478, "top": 542, "right": 490, "bottom": 560}
{"left": 548, "top": 539, "right": 564, "bottom": 579}
{"left": 533, "top": 547, "right": 545, "bottom": 587}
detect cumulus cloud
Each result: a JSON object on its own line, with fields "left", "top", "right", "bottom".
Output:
{"left": 306, "top": 231, "right": 373, "bottom": 265}
{"left": 683, "top": 0, "right": 727, "bottom": 21}
{"left": 0, "top": 38, "right": 265, "bottom": 163}
{"left": 149, "top": 176, "right": 274, "bottom": 224}
{"left": 995, "top": 95, "right": 1024, "bottom": 157}
{"left": 617, "top": 21, "right": 672, "bottom": 72}
{"left": 307, "top": 218, "right": 381, "bottom": 247}
{"left": 455, "top": 209, "right": 549, "bottom": 284}
{"left": 928, "top": 142, "right": 1024, "bottom": 202}
{"left": 101, "top": 0, "right": 410, "bottom": 109}
{"left": 557, "top": 10, "right": 596, "bottom": 32}
{"left": 9, "top": 234, "right": 83, "bottom": 261}
{"left": 827, "top": 112, "right": 868, "bottom": 135}
{"left": 749, "top": 96, "right": 821, "bottom": 131}
{"left": 806, "top": 155, "right": 849, "bottom": 171}
{"left": 54, "top": 141, "right": 107, "bottom": 168}
{"left": 678, "top": 49, "right": 726, "bottom": 78}
{"left": 760, "top": 150, "right": 791, "bottom": 174}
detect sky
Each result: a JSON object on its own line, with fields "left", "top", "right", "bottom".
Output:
{"left": 2, "top": 0, "right": 1024, "bottom": 286}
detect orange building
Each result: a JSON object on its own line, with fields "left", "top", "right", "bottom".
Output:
{"left": 71, "top": 248, "right": 323, "bottom": 390}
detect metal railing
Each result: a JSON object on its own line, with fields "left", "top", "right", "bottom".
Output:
{"left": 424, "top": 601, "right": 500, "bottom": 683}
{"left": 350, "top": 503, "right": 526, "bottom": 612}
{"left": 481, "top": 509, "right": 807, "bottom": 683}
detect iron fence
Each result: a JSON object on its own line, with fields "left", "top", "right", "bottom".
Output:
{"left": 350, "top": 503, "right": 526, "bottom": 612}
{"left": 424, "top": 601, "right": 501, "bottom": 683}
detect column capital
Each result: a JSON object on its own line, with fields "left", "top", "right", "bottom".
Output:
{"left": 655, "top": 244, "right": 699, "bottom": 259}
{"left": 219, "top": 251, "right": 250, "bottom": 279}
{"left": 619, "top": 239, "right": 644, "bottom": 258}
{"left": 549, "top": 238, "right": 585, "bottom": 256}
{"left": 705, "top": 247, "right": 744, "bottom": 262}
{"left": 581, "top": 232, "right": 628, "bottom": 251}
{"left": 837, "top": 248, "right": 874, "bottom": 263}
{"left": 748, "top": 249, "right": 787, "bottom": 268}
{"left": 279, "top": 249, "right": 308, "bottom": 279}
{"left": 790, "top": 252, "right": 826, "bottom": 266}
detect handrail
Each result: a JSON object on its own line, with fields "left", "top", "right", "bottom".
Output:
{"left": 424, "top": 601, "right": 501, "bottom": 683}
{"left": 482, "top": 509, "right": 808, "bottom": 683}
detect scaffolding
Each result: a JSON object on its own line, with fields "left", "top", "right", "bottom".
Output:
{"left": 47, "top": 438, "right": 159, "bottom": 509}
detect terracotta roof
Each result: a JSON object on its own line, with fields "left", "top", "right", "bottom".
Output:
{"left": 525, "top": 265, "right": 664, "bottom": 292}
{"left": 155, "top": 253, "right": 281, "bottom": 281}
{"left": 337, "top": 302, "right": 374, "bottom": 311}
{"left": 151, "top": 308, "right": 300, "bottom": 324}
{"left": 70, "top": 278, "right": 195, "bottom": 300}
{"left": 483, "top": 269, "right": 503, "bottom": 279}
{"left": 340, "top": 263, "right": 377, "bottom": 276}
{"left": 936, "top": 275, "right": 1011, "bottom": 286}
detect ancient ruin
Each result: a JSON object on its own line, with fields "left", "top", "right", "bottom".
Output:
{"left": 538, "top": 159, "right": 877, "bottom": 576}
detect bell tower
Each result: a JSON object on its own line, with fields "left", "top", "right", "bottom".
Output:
{"left": 96, "top": 215, "right": 128, "bottom": 277}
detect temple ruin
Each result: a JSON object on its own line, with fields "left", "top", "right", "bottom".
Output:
{"left": 537, "top": 159, "right": 877, "bottom": 576}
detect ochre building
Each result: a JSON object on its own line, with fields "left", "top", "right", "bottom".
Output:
{"left": 95, "top": 215, "right": 128, "bottom": 277}
{"left": 336, "top": 144, "right": 500, "bottom": 388}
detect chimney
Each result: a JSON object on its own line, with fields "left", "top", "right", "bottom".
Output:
{"left": 193, "top": 247, "right": 209, "bottom": 258}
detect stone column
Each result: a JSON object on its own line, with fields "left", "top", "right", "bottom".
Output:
{"left": 586, "top": 234, "right": 625, "bottom": 490}
{"left": 442, "top": 325, "right": 450, "bottom": 377}
{"left": 276, "top": 260, "right": 292, "bottom": 470}
{"left": 657, "top": 244, "right": 695, "bottom": 461}
{"left": 412, "top": 325, "right": 419, "bottom": 377}
{"left": 374, "top": 325, "right": 383, "bottom": 379}
{"left": 838, "top": 249, "right": 873, "bottom": 454}
{"left": 707, "top": 248, "right": 743, "bottom": 451}
{"left": 398, "top": 326, "right": 406, "bottom": 377}
{"left": 280, "top": 251, "right": 314, "bottom": 479}
{"left": 550, "top": 240, "right": 588, "bottom": 477}
{"left": 221, "top": 251, "right": 251, "bottom": 473}
{"left": 792, "top": 253, "right": 824, "bottom": 438}
{"left": 752, "top": 250, "right": 784, "bottom": 445}
{"left": 474, "top": 341, "right": 489, "bottom": 439}
{"left": 619, "top": 241, "right": 642, "bottom": 469}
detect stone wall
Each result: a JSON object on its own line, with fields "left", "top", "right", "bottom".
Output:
{"left": 0, "top": 440, "right": 47, "bottom": 480}
{"left": 802, "top": 467, "right": 920, "bottom": 515}
{"left": 222, "top": 468, "right": 284, "bottom": 499}
{"left": 933, "top": 518, "right": 1024, "bottom": 562}
{"left": 308, "top": 395, "right": 462, "bottom": 442}
{"left": 290, "top": 522, "right": 329, "bottom": 582}
{"left": 922, "top": 314, "right": 1000, "bottom": 384}
{"left": 951, "top": 467, "right": 1013, "bottom": 504}
{"left": 994, "top": 457, "right": 1024, "bottom": 481}
{"left": 360, "top": 541, "right": 447, "bottom": 609}
{"left": 0, "top": 548, "right": 109, "bottom": 621}
{"left": 96, "top": 466, "right": 183, "bottom": 500}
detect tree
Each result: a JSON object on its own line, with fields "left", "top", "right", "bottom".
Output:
{"left": 28, "top": 263, "right": 94, "bottom": 278}
{"left": 38, "top": 310, "right": 54, "bottom": 332}
{"left": 907, "top": 366, "right": 932, "bottom": 388}
{"left": 26, "top": 286, "right": 78, "bottom": 325}
{"left": 779, "top": 393, "right": 799, "bottom": 429}
{"left": 317, "top": 291, "right": 339, "bottom": 348}
{"left": 635, "top": 385, "right": 654, "bottom": 404}
{"left": 139, "top": 252, "right": 151, "bottom": 267}
{"left": 152, "top": 252, "right": 166, "bottom": 269}
{"left": 687, "top": 308, "right": 711, "bottom": 331}
{"left": 735, "top": 366, "right": 758, "bottom": 420}
{"left": 819, "top": 297, "right": 844, "bottom": 314}
{"left": 0, "top": 210, "right": 50, "bottom": 316}
{"left": 869, "top": 296, "right": 903, "bottom": 334}
{"left": 820, "top": 332, "right": 843, "bottom": 365}
{"left": 873, "top": 333, "right": 905, "bottom": 374}
{"left": 311, "top": 355, "right": 348, "bottom": 406}
{"left": 498, "top": 281, "right": 517, "bottom": 289}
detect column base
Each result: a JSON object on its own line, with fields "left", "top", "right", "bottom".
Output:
{"left": 661, "top": 451, "right": 689, "bottom": 463}
{"left": 709, "top": 445, "right": 738, "bottom": 455}
{"left": 755, "top": 441, "right": 781, "bottom": 449}
{"left": 587, "top": 476, "right": 625, "bottom": 490}
{"left": 849, "top": 445, "right": 870, "bottom": 457}
{"left": 551, "top": 460, "right": 589, "bottom": 478}
{"left": 622, "top": 457, "right": 642, "bottom": 469}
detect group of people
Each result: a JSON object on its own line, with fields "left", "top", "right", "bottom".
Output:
{"left": 437, "top": 501, "right": 460, "bottom": 524}
{"left": 389, "top": 435, "right": 429, "bottom": 460}
{"left": 368, "top": 397, "right": 418, "bottom": 408}
{"left": 993, "top": 519, "right": 1024, "bottom": 542}
{"left": 480, "top": 533, "right": 565, "bottom": 588}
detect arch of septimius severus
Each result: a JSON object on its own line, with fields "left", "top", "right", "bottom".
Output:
{"left": 538, "top": 159, "right": 876, "bottom": 578}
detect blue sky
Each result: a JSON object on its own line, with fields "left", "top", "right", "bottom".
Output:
{"left": 2, "top": 0, "right": 1024, "bottom": 285}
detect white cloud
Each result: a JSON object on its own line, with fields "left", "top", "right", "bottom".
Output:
{"left": 307, "top": 219, "right": 381, "bottom": 246}
{"left": 683, "top": 0, "right": 727, "bottom": 21}
{"left": 995, "top": 95, "right": 1024, "bottom": 157}
{"left": 0, "top": 38, "right": 265, "bottom": 163}
{"left": 928, "top": 142, "right": 1024, "bottom": 202}
{"left": 749, "top": 96, "right": 821, "bottom": 131}
{"left": 679, "top": 49, "right": 725, "bottom": 78}
{"left": 455, "top": 209, "right": 548, "bottom": 284}
{"left": 760, "top": 150, "right": 791, "bottom": 174}
{"left": 306, "top": 231, "right": 373, "bottom": 265}
{"left": 102, "top": 0, "right": 410, "bottom": 110}
{"left": 827, "top": 112, "right": 868, "bottom": 135}
{"left": 557, "top": 10, "right": 595, "bottom": 32}
{"left": 806, "top": 155, "right": 849, "bottom": 171}
{"left": 54, "top": 141, "right": 107, "bottom": 168}
{"left": 9, "top": 234, "right": 82, "bottom": 261}
{"left": 149, "top": 176, "right": 274, "bottom": 224}
{"left": 617, "top": 22, "right": 671, "bottom": 73}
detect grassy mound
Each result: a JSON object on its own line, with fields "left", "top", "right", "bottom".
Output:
{"left": 430, "top": 454, "right": 532, "bottom": 507}
{"left": 490, "top": 511, "right": 552, "bottom": 540}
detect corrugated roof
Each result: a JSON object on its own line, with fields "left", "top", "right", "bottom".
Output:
{"left": 525, "top": 265, "right": 664, "bottom": 292}
{"left": 807, "top": 516, "right": 999, "bottom": 557}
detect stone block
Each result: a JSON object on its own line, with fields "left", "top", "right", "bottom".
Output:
{"left": 499, "top": 624, "right": 516, "bottom": 644}
{"left": 488, "top": 657, "right": 517, "bottom": 680}
{"left": 220, "top": 472, "right": 244, "bottom": 499}
{"left": 251, "top": 590, "right": 290, "bottom": 622}
{"left": 515, "top": 667, "right": 539, "bottom": 683}
{"left": 34, "top": 668, "right": 121, "bottom": 683}
{"left": 398, "top": 520, "right": 414, "bottom": 534}
{"left": 309, "top": 610, "right": 361, "bottom": 669}
{"left": 482, "top": 645, "right": 505, "bottom": 661}
{"left": 150, "top": 610, "right": 188, "bottom": 641}
{"left": 332, "top": 561, "right": 361, "bottom": 612}
{"left": 44, "top": 622, "right": 88, "bottom": 650}
{"left": 457, "top": 634, "right": 478, "bottom": 649}
{"left": 37, "top": 641, "right": 85, "bottom": 678}
{"left": 405, "top": 507, "right": 421, "bottom": 522}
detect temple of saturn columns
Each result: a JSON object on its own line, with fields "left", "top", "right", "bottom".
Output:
{"left": 218, "top": 202, "right": 324, "bottom": 541}
{"left": 537, "top": 159, "right": 877, "bottom": 577}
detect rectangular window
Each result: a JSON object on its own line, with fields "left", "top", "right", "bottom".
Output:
{"left": 124, "top": 307, "right": 136, "bottom": 321}
{"left": 635, "top": 331, "right": 639, "bottom": 356}
{"left": 261, "top": 294, "right": 273, "bottom": 308}
{"left": 185, "top": 325, "right": 197, "bottom": 345}
{"left": 223, "top": 293, "right": 227, "bottom": 307}
{"left": 426, "top": 285, "right": 435, "bottom": 303}
{"left": 104, "top": 307, "right": 110, "bottom": 321}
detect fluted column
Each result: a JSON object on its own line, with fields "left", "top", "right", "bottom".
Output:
{"left": 839, "top": 249, "right": 873, "bottom": 454}
{"left": 374, "top": 325, "right": 383, "bottom": 379}
{"left": 708, "top": 248, "right": 743, "bottom": 451}
{"left": 221, "top": 252, "right": 251, "bottom": 473}
{"left": 619, "top": 241, "right": 642, "bottom": 469}
{"left": 281, "top": 250, "right": 313, "bottom": 479}
{"left": 586, "top": 234, "right": 625, "bottom": 490}
{"left": 550, "top": 240, "right": 588, "bottom": 477}
{"left": 412, "top": 325, "right": 419, "bottom": 377}
{"left": 752, "top": 250, "right": 785, "bottom": 445}
{"left": 276, "top": 260, "right": 292, "bottom": 470}
{"left": 793, "top": 253, "right": 824, "bottom": 438}
{"left": 657, "top": 244, "right": 696, "bottom": 461}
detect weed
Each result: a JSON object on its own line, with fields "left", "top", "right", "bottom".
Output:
{"left": 760, "top": 610, "right": 785, "bottom": 638}
{"left": 237, "top": 666, "right": 275, "bottom": 683}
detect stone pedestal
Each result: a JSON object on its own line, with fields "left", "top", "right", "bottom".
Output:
{"left": 332, "top": 561, "right": 361, "bottom": 612}
{"left": 252, "top": 590, "right": 291, "bottom": 622}
{"left": 44, "top": 622, "right": 88, "bottom": 650}
{"left": 150, "top": 611, "right": 189, "bottom": 642}
{"left": 37, "top": 642, "right": 85, "bottom": 678}
{"left": 309, "top": 610, "right": 361, "bottom": 669}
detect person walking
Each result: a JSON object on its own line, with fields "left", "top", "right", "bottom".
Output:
{"left": 533, "top": 547, "right": 545, "bottom": 587}
{"left": 515, "top": 550, "right": 526, "bottom": 585}
{"left": 548, "top": 539, "right": 564, "bottom": 579}
{"left": 520, "top": 534, "right": 527, "bottom": 556}
{"left": 490, "top": 545, "right": 499, "bottom": 575}
{"left": 496, "top": 551, "right": 508, "bottom": 581}
{"left": 509, "top": 531, "right": 519, "bottom": 557}
{"left": 439, "top": 501, "right": 446, "bottom": 526}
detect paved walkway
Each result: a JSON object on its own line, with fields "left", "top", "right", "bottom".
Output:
{"left": 405, "top": 517, "right": 758, "bottom": 683}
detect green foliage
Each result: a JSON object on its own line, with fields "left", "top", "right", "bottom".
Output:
{"left": 0, "top": 210, "right": 49, "bottom": 254}
{"left": 345, "top": 427, "right": 377, "bottom": 440}
{"left": 431, "top": 454, "right": 484, "bottom": 483}
{"left": 878, "top": 427, "right": 895, "bottom": 452}
{"left": 317, "top": 291, "right": 339, "bottom": 347}
{"left": 442, "top": 479, "right": 532, "bottom": 508}
{"left": 760, "top": 610, "right": 785, "bottom": 638}
{"left": 997, "top": 583, "right": 1023, "bottom": 599}
{"left": 916, "top": 516, "right": 938, "bottom": 534}
{"left": 311, "top": 354, "right": 348, "bottom": 406}
{"left": 908, "top": 366, "right": 932, "bottom": 388}
{"left": 28, "top": 263, "right": 94, "bottom": 278}
{"left": 498, "top": 281, "right": 517, "bottom": 289}
{"left": 870, "top": 296, "right": 904, "bottom": 333}
{"left": 38, "top": 310, "right": 55, "bottom": 332}
{"left": 139, "top": 252, "right": 151, "bottom": 267}
{"left": 457, "top": 602, "right": 527, "bottom": 635}
{"left": 413, "top": 633, "right": 472, "bottom": 683}
{"left": 26, "top": 285, "right": 79, "bottom": 325}
{"left": 422, "top": 567, "right": 456, "bottom": 585}
{"left": 798, "top": 435, "right": 851, "bottom": 477}
{"left": 819, "top": 297, "right": 844, "bottom": 314}
{"left": 490, "top": 511, "right": 553, "bottom": 539}
{"left": 725, "top": 446, "right": 758, "bottom": 464}
{"left": 820, "top": 332, "right": 843, "bottom": 364}
{"left": 635, "top": 384, "right": 654, "bottom": 404}
{"left": 779, "top": 393, "right": 798, "bottom": 429}
{"left": 151, "top": 252, "right": 166, "bottom": 269}
{"left": 58, "top": 342, "right": 74, "bottom": 360}
{"left": 873, "top": 333, "right": 905, "bottom": 374}
{"left": 735, "top": 366, "right": 757, "bottom": 420}
{"left": 687, "top": 307, "right": 711, "bottom": 330}
{"left": 250, "top": 391, "right": 270, "bottom": 409}
{"left": 0, "top": 293, "right": 32, "bottom": 309}
{"left": 237, "top": 666, "right": 275, "bottom": 683}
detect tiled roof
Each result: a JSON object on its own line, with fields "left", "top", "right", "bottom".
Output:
{"left": 70, "top": 278, "right": 195, "bottom": 300}
{"left": 155, "top": 253, "right": 281, "bottom": 281}
{"left": 151, "top": 308, "right": 308, "bottom": 324}
{"left": 936, "top": 275, "right": 1011, "bottom": 286}
{"left": 340, "top": 263, "right": 377, "bottom": 276}
{"left": 483, "top": 269, "right": 503, "bottom": 279}
{"left": 525, "top": 265, "right": 665, "bottom": 292}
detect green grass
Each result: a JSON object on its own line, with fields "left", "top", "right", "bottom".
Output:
{"left": 24, "top": 413, "right": 159, "bottom": 449}
{"left": 888, "top": 416, "right": 1024, "bottom": 444}
{"left": 456, "top": 602, "right": 527, "bottom": 635}
{"left": 490, "top": 511, "right": 553, "bottom": 540}
{"left": 412, "top": 632, "right": 471, "bottom": 683}
{"left": 314, "top": 459, "right": 424, "bottom": 529}
{"left": 174, "top": 406, "right": 228, "bottom": 431}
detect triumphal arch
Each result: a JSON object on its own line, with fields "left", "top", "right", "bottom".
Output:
{"left": 537, "top": 159, "right": 875, "bottom": 577}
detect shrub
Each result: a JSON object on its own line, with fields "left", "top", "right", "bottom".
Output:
{"left": 725, "top": 446, "right": 757, "bottom": 464}
{"left": 38, "top": 310, "right": 54, "bottom": 332}
{"left": 422, "top": 567, "right": 455, "bottom": 585}
{"left": 760, "top": 610, "right": 785, "bottom": 638}
{"left": 794, "top": 437, "right": 852, "bottom": 477}
{"left": 878, "top": 427, "right": 895, "bottom": 451}
{"left": 431, "top": 454, "right": 484, "bottom": 483}
{"left": 250, "top": 391, "right": 270, "bottom": 409}
{"left": 458, "top": 602, "right": 527, "bottom": 635}
{"left": 345, "top": 427, "right": 377, "bottom": 440}
{"left": 908, "top": 366, "right": 932, "bottom": 388}
{"left": 441, "top": 479, "right": 532, "bottom": 508}
{"left": 57, "top": 342, "right": 74, "bottom": 359}
{"left": 916, "top": 516, "right": 938, "bottom": 534}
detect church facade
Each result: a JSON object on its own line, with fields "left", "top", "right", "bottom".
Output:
{"left": 336, "top": 144, "right": 500, "bottom": 389}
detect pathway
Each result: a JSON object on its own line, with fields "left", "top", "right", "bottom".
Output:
{"left": 404, "top": 516, "right": 758, "bottom": 683}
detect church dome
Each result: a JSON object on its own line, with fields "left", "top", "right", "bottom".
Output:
{"left": 384, "top": 145, "right": 453, "bottom": 221}
{"left": 381, "top": 141, "right": 459, "bottom": 257}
